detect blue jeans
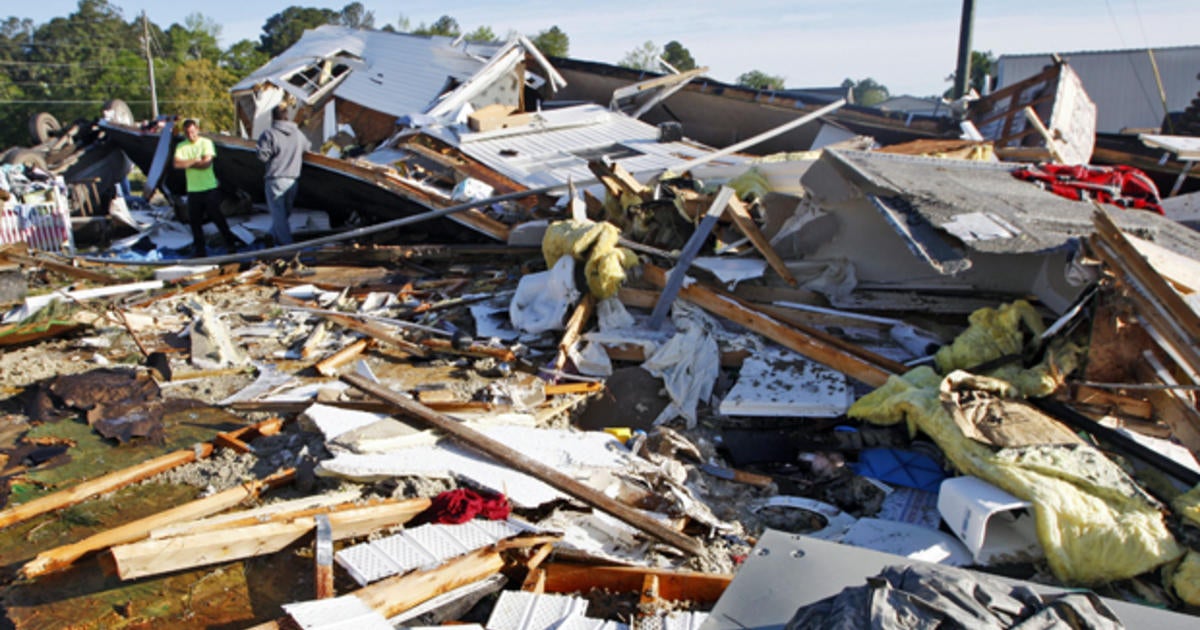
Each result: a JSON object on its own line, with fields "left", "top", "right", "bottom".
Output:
{"left": 265, "top": 177, "right": 299, "bottom": 245}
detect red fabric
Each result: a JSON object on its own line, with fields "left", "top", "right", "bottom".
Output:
{"left": 421, "top": 488, "right": 511, "bottom": 524}
{"left": 1012, "top": 164, "right": 1163, "bottom": 214}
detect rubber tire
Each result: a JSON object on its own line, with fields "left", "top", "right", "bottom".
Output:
{"left": 102, "top": 98, "right": 135, "bottom": 126}
{"left": 3, "top": 148, "right": 49, "bottom": 170}
{"left": 29, "top": 112, "right": 61, "bottom": 145}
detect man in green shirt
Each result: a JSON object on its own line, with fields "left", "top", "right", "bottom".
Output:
{"left": 173, "top": 118, "right": 238, "bottom": 257}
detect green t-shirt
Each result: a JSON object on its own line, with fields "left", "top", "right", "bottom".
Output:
{"left": 174, "top": 136, "right": 218, "bottom": 192}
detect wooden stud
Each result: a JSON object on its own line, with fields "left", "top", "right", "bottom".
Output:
{"left": 725, "top": 196, "right": 797, "bottom": 286}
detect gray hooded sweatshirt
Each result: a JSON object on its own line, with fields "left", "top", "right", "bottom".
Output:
{"left": 257, "top": 120, "right": 311, "bottom": 179}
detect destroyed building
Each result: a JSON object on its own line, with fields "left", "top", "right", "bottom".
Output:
{"left": 3, "top": 22, "right": 1200, "bottom": 630}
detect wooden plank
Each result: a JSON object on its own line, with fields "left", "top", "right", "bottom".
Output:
{"left": 150, "top": 491, "right": 366, "bottom": 538}
{"left": 315, "top": 514, "right": 335, "bottom": 599}
{"left": 129, "top": 268, "right": 262, "bottom": 309}
{"left": 539, "top": 563, "right": 732, "bottom": 603}
{"left": 554, "top": 294, "right": 595, "bottom": 372}
{"left": 110, "top": 497, "right": 430, "bottom": 580}
{"left": 357, "top": 547, "right": 505, "bottom": 618}
{"left": 1072, "top": 385, "right": 1153, "bottom": 420}
{"left": 543, "top": 382, "right": 604, "bottom": 395}
{"left": 0, "top": 250, "right": 120, "bottom": 285}
{"left": 725, "top": 196, "right": 797, "bottom": 286}
{"left": 0, "top": 417, "right": 281, "bottom": 531}
{"left": 310, "top": 308, "right": 427, "bottom": 358}
{"left": 419, "top": 337, "right": 516, "bottom": 362}
{"left": 1135, "top": 351, "right": 1200, "bottom": 455}
{"left": 316, "top": 338, "right": 370, "bottom": 376}
{"left": 21, "top": 469, "right": 295, "bottom": 578}
{"left": 642, "top": 264, "right": 895, "bottom": 387}
{"left": 340, "top": 373, "right": 706, "bottom": 556}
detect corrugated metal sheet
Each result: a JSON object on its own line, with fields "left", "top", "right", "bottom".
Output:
{"left": 449, "top": 104, "right": 744, "bottom": 187}
{"left": 282, "top": 594, "right": 393, "bottom": 630}
{"left": 233, "top": 25, "right": 502, "bottom": 118}
{"left": 486, "top": 591, "right": 590, "bottom": 630}
{"left": 335, "top": 519, "right": 534, "bottom": 585}
{"left": 996, "top": 46, "right": 1200, "bottom": 133}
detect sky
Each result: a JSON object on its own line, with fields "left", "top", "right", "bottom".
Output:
{"left": 12, "top": 0, "right": 1200, "bottom": 96}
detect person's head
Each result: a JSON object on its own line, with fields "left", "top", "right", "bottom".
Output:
{"left": 182, "top": 118, "right": 199, "bottom": 142}
{"left": 272, "top": 106, "right": 289, "bottom": 122}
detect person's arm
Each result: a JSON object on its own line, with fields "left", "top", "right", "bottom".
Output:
{"left": 256, "top": 131, "right": 273, "bottom": 163}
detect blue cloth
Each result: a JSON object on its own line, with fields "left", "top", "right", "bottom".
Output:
{"left": 266, "top": 176, "right": 299, "bottom": 245}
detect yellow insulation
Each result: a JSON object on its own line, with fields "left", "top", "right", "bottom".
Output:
{"left": 848, "top": 300, "right": 1185, "bottom": 585}
{"left": 542, "top": 219, "right": 639, "bottom": 300}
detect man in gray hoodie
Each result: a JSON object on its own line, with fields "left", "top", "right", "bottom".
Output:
{"left": 257, "top": 105, "right": 311, "bottom": 245}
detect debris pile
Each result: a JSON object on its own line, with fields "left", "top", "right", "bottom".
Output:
{"left": 2, "top": 26, "right": 1200, "bottom": 630}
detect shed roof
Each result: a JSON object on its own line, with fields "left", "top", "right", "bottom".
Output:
{"left": 232, "top": 25, "right": 503, "bottom": 118}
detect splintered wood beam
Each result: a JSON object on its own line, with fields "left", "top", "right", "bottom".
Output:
{"left": 128, "top": 268, "right": 263, "bottom": 309}
{"left": 0, "top": 417, "right": 282, "bottom": 531}
{"left": 109, "top": 497, "right": 430, "bottom": 580}
{"left": 340, "top": 373, "right": 706, "bottom": 556}
{"left": 316, "top": 338, "right": 371, "bottom": 376}
{"left": 315, "top": 310, "right": 427, "bottom": 358}
{"left": 419, "top": 338, "right": 516, "bottom": 363}
{"left": 538, "top": 563, "right": 732, "bottom": 603}
{"left": 553, "top": 294, "right": 596, "bottom": 372}
{"left": 725, "top": 196, "right": 797, "bottom": 286}
{"left": 315, "top": 514, "right": 335, "bottom": 599}
{"left": 642, "top": 264, "right": 895, "bottom": 387}
{"left": 543, "top": 382, "right": 604, "bottom": 395}
{"left": 358, "top": 546, "right": 505, "bottom": 617}
{"left": 149, "top": 495, "right": 397, "bottom": 539}
{"left": 21, "top": 469, "right": 295, "bottom": 578}
{"left": 0, "top": 250, "right": 121, "bottom": 285}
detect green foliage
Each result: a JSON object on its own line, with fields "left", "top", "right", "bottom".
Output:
{"left": 842, "top": 77, "right": 889, "bottom": 106}
{"left": 944, "top": 49, "right": 995, "bottom": 98}
{"left": 162, "top": 57, "right": 236, "bottom": 133}
{"left": 662, "top": 41, "right": 696, "bottom": 71}
{"left": 339, "top": 2, "right": 374, "bottom": 29}
{"left": 222, "top": 39, "right": 268, "bottom": 76}
{"left": 737, "top": 69, "right": 785, "bottom": 90}
{"left": 258, "top": 6, "right": 339, "bottom": 57}
{"left": 619, "top": 40, "right": 661, "bottom": 71}
{"left": 464, "top": 26, "right": 496, "bottom": 43}
{"left": 413, "top": 15, "right": 461, "bottom": 37}
{"left": 530, "top": 26, "right": 569, "bottom": 57}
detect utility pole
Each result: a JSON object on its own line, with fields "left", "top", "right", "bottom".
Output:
{"left": 142, "top": 11, "right": 158, "bottom": 118}
{"left": 952, "top": 0, "right": 975, "bottom": 99}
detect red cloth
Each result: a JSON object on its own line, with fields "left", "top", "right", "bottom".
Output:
{"left": 1012, "top": 164, "right": 1163, "bottom": 214}
{"left": 421, "top": 488, "right": 511, "bottom": 524}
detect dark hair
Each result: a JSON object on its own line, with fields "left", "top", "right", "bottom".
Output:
{"left": 272, "top": 106, "right": 289, "bottom": 122}
{"left": 182, "top": 118, "right": 198, "bottom": 130}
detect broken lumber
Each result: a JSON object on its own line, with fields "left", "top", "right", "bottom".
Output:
{"left": 316, "top": 339, "right": 371, "bottom": 376}
{"left": 537, "top": 563, "right": 732, "bottom": 603}
{"left": 311, "top": 309, "right": 427, "bottom": 358}
{"left": 725, "top": 195, "right": 797, "bottom": 286}
{"left": 642, "top": 264, "right": 896, "bottom": 387}
{"left": 315, "top": 514, "right": 335, "bottom": 599}
{"left": 0, "top": 417, "right": 281, "bottom": 531}
{"left": 128, "top": 267, "right": 263, "bottom": 309}
{"left": 341, "top": 373, "right": 705, "bottom": 556}
{"left": 554, "top": 294, "right": 596, "bottom": 372}
{"left": 0, "top": 249, "right": 120, "bottom": 285}
{"left": 108, "top": 497, "right": 430, "bottom": 580}
{"left": 20, "top": 469, "right": 295, "bottom": 578}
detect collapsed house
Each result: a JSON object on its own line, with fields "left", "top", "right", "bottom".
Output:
{"left": 4, "top": 25, "right": 1200, "bottom": 630}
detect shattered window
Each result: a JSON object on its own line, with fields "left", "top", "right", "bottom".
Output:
{"left": 286, "top": 56, "right": 353, "bottom": 98}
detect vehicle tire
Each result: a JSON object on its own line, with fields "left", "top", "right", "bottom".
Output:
{"left": 29, "top": 112, "right": 60, "bottom": 145}
{"left": 3, "top": 148, "right": 49, "bottom": 170}
{"left": 102, "top": 99, "right": 135, "bottom": 126}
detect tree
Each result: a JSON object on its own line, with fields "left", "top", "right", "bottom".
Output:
{"left": 339, "top": 2, "right": 374, "bottom": 29}
{"left": 413, "top": 15, "right": 460, "bottom": 37}
{"left": 464, "top": 26, "right": 496, "bottom": 42}
{"left": 163, "top": 14, "right": 222, "bottom": 62}
{"left": 619, "top": 41, "right": 660, "bottom": 71}
{"left": 737, "top": 70, "right": 785, "bottom": 90}
{"left": 530, "top": 26, "right": 568, "bottom": 57}
{"left": 842, "top": 77, "right": 889, "bottom": 106}
{"left": 223, "top": 39, "right": 269, "bottom": 77}
{"left": 161, "top": 57, "right": 236, "bottom": 133}
{"left": 662, "top": 41, "right": 696, "bottom": 71}
{"left": 259, "top": 6, "right": 339, "bottom": 57}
